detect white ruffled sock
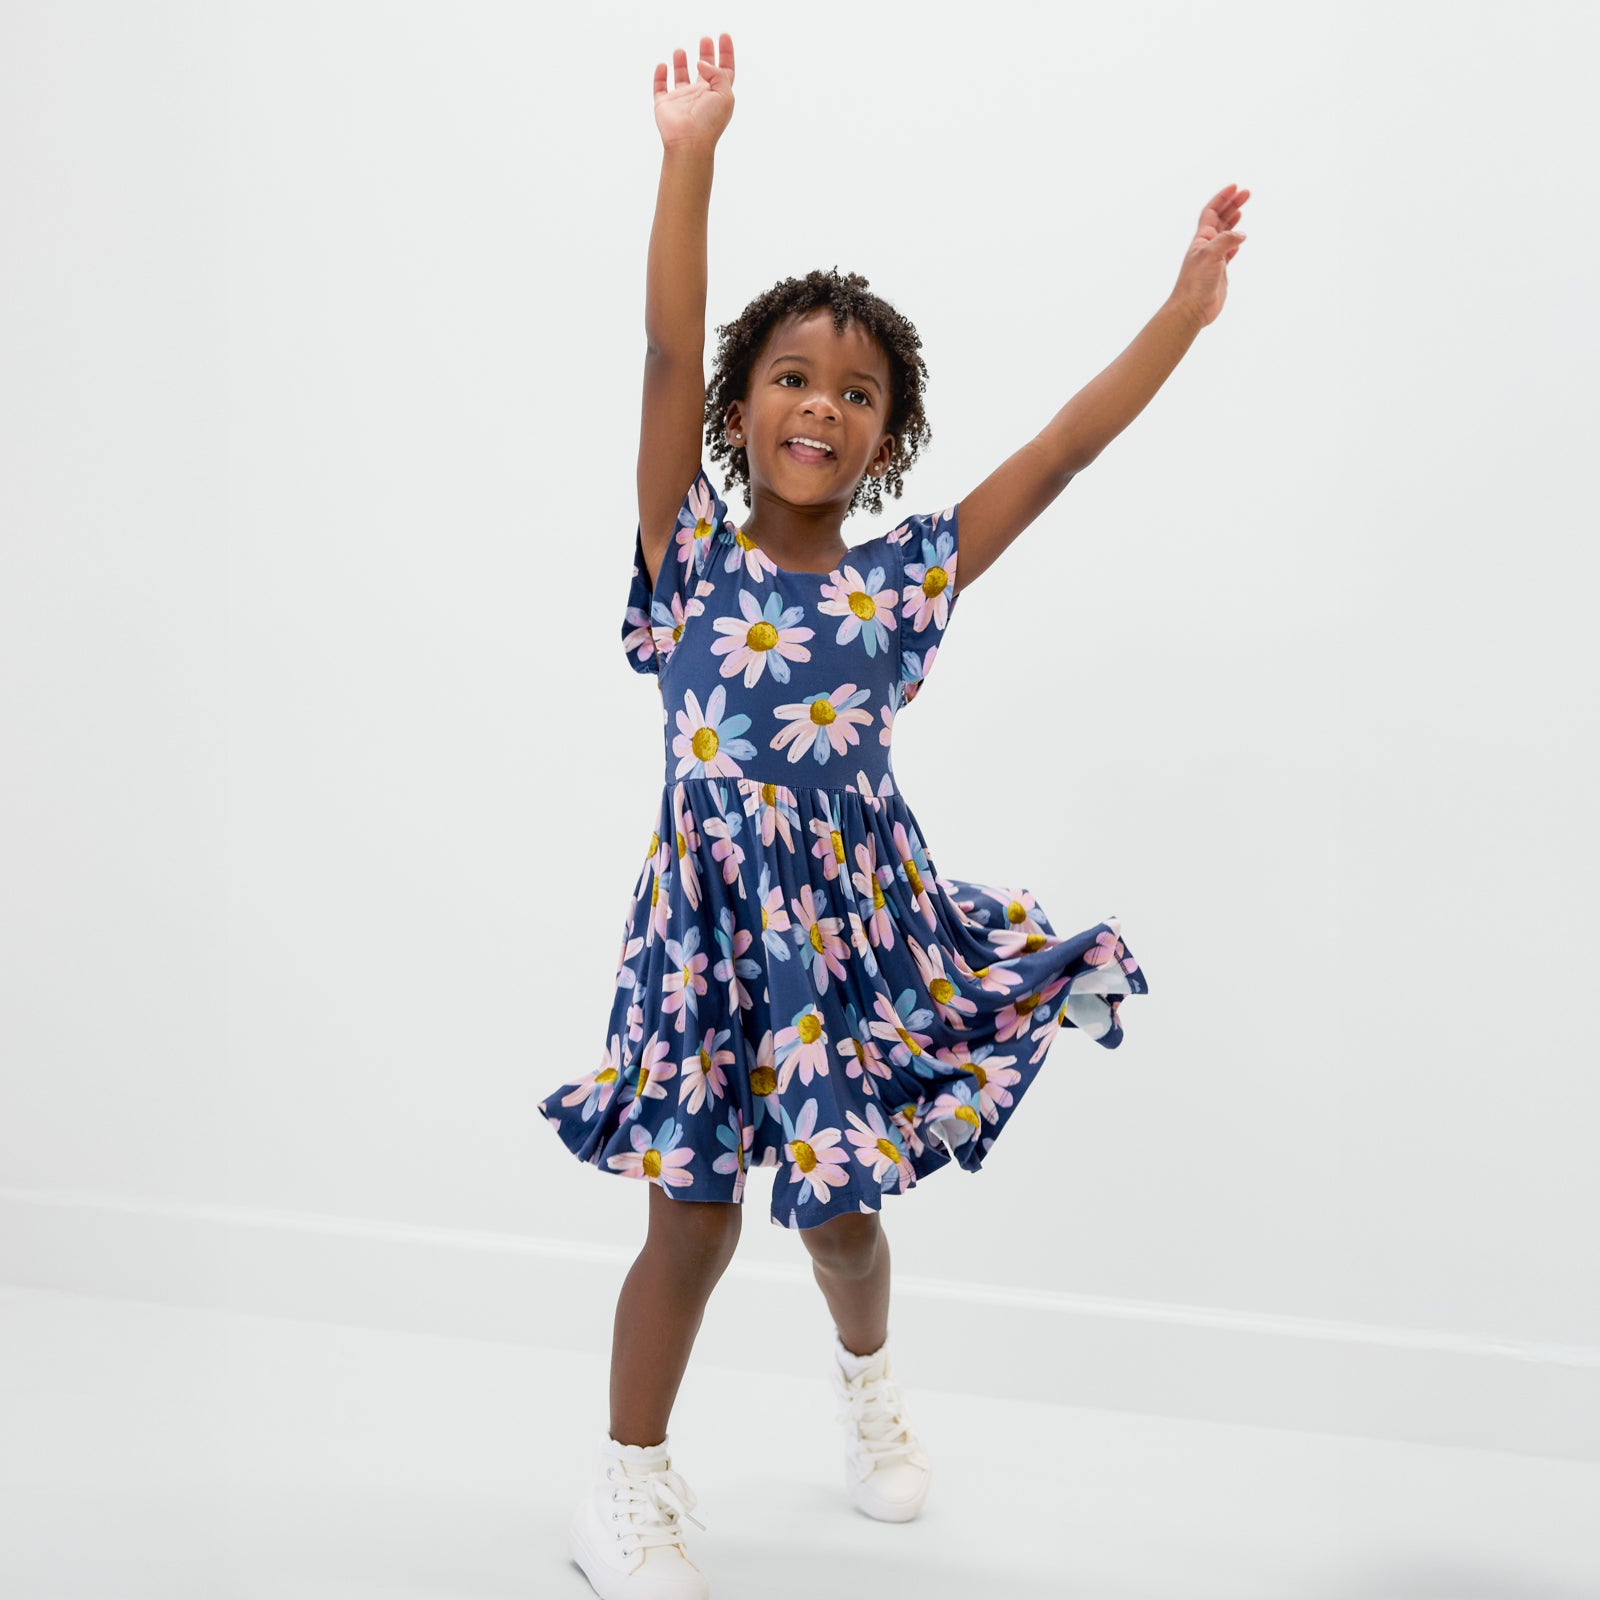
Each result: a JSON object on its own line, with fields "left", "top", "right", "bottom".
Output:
{"left": 835, "top": 1330, "right": 887, "bottom": 1378}
{"left": 604, "top": 1433, "right": 670, "bottom": 1462}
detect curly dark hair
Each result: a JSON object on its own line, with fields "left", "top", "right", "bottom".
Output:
{"left": 703, "top": 267, "right": 931, "bottom": 517}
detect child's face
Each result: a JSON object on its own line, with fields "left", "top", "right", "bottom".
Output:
{"left": 727, "top": 309, "right": 895, "bottom": 501}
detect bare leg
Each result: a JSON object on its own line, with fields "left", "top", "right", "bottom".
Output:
{"left": 608, "top": 1181, "right": 743, "bottom": 1445}
{"left": 797, "top": 1211, "right": 890, "bottom": 1356}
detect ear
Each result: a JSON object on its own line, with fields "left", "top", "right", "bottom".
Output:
{"left": 871, "top": 434, "right": 896, "bottom": 476}
{"left": 723, "top": 403, "right": 744, "bottom": 442}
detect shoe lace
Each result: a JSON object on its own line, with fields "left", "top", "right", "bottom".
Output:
{"left": 608, "top": 1463, "right": 707, "bottom": 1552}
{"left": 834, "top": 1369, "right": 919, "bottom": 1471}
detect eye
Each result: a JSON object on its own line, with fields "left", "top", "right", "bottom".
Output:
{"left": 777, "top": 373, "right": 872, "bottom": 406}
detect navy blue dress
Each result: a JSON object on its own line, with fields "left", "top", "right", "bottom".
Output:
{"left": 538, "top": 465, "right": 1148, "bottom": 1229}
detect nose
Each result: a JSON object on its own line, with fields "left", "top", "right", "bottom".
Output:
{"left": 801, "top": 389, "right": 842, "bottom": 422}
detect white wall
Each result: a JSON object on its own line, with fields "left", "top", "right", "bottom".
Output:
{"left": 3, "top": 0, "right": 1597, "bottom": 1457}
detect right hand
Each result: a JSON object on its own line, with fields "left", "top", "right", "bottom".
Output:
{"left": 653, "top": 33, "right": 735, "bottom": 152}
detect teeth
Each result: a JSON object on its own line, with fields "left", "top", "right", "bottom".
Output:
{"left": 787, "top": 437, "right": 833, "bottom": 454}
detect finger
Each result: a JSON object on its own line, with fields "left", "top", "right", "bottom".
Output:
{"left": 720, "top": 30, "right": 735, "bottom": 80}
{"left": 700, "top": 34, "right": 713, "bottom": 66}
{"left": 1200, "top": 184, "right": 1237, "bottom": 219}
{"left": 653, "top": 60, "right": 667, "bottom": 99}
{"left": 673, "top": 46, "right": 688, "bottom": 88}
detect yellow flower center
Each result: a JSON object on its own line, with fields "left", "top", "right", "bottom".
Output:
{"left": 761, "top": 782, "right": 777, "bottom": 804}
{"left": 676, "top": 828, "right": 687, "bottom": 860}
{"left": 760, "top": 903, "right": 769, "bottom": 931}
{"left": 1024, "top": 931, "right": 1046, "bottom": 953}
{"left": 929, "top": 976, "right": 955, "bottom": 1004}
{"left": 642, "top": 1149, "right": 663, "bottom": 1179}
{"left": 967, "top": 1063, "right": 988, "bottom": 1089}
{"left": 904, "top": 861, "right": 924, "bottom": 896}
{"left": 651, "top": 875, "right": 660, "bottom": 908}
{"left": 922, "top": 565, "right": 948, "bottom": 598}
{"left": 747, "top": 619, "right": 779, "bottom": 651}
{"left": 1016, "top": 993, "right": 1040, "bottom": 1016}
{"left": 798, "top": 1011, "right": 823, "bottom": 1044}
{"left": 955, "top": 1104, "right": 981, "bottom": 1129}
{"left": 1006, "top": 900, "right": 1027, "bottom": 925}
{"left": 809, "top": 923, "right": 825, "bottom": 954}
{"left": 830, "top": 828, "right": 845, "bottom": 863}
{"left": 848, "top": 590, "right": 877, "bottom": 621}
{"left": 691, "top": 727, "right": 719, "bottom": 762}
{"left": 672, "top": 621, "right": 683, "bottom": 645}
{"left": 809, "top": 698, "right": 836, "bottom": 726}
{"left": 596, "top": 1067, "right": 618, "bottom": 1085}
{"left": 637, "top": 1067, "right": 650, "bottom": 1095}
{"left": 698, "top": 1045, "right": 712, "bottom": 1073}
{"left": 694, "top": 516, "right": 714, "bottom": 542}
{"left": 875, "top": 1137, "right": 900, "bottom": 1162}
{"left": 750, "top": 1064, "right": 777, "bottom": 1097}
{"left": 974, "top": 964, "right": 991, "bottom": 978}
{"left": 896, "top": 1026, "right": 922, "bottom": 1057}
{"left": 791, "top": 1139, "right": 817, "bottom": 1173}
{"left": 647, "top": 830, "right": 660, "bottom": 859}
{"left": 872, "top": 878, "right": 884, "bottom": 910}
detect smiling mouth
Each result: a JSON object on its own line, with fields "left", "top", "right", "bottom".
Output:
{"left": 783, "top": 440, "right": 835, "bottom": 465}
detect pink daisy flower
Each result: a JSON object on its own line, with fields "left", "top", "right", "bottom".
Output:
{"left": 834, "top": 1019, "right": 892, "bottom": 1097}
{"left": 679, "top": 1025, "right": 734, "bottom": 1115}
{"left": 671, "top": 684, "right": 756, "bottom": 780}
{"left": 775, "top": 1002, "right": 832, "bottom": 1093}
{"left": 607, "top": 1117, "right": 696, "bottom": 1189}
{"left": 783, "top": 1098, "right": 849, "bottom": 1205}
{"left": 620, "top": 1031, "right": 677, "bottom": 1124}
{"left": 844, "top": 1103, "right": 915, "bottom": 1193}
{"left": 710, "top": 589, "right": 814, "bottom": 687}
{"left": 712, "top": 1109, "right": 754, "bottom": 1203}
{"left": 559, "top": 1034, "right": 624, "bottom": 1122}
{"left": 789, "top": 884, "right": 850, "bottom": 995}
{"left": 769, "top": 684, "right": 874, "bottom": 765}
{"left": 817, "top": 560, "right": 898, "bottom": 656}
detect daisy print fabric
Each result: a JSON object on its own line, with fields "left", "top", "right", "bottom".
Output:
{"left": 538, "top": 465, "right": 1149, "bottom": 1230}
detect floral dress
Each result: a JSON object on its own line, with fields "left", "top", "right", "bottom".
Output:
{"left": 537, "top": 466, "right": 1148, "bottom": 1230}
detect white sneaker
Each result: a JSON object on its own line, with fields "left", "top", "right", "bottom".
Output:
{"left": 566, "top": 1433, "right": 710, "bottom": 1599}
{"left": 830, "top": 1331, "right": 932, "bottom": 1521}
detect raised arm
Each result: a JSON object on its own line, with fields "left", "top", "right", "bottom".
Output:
{"left": 955, "top": 184, "right": 1250, "bottom": 591}
{"left": 637, "top": 33, "right": 736, "bottom": 591}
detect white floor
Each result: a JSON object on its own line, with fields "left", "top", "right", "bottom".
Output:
{"left": 2, "top": 1285, "right": 1598, "bottom": 1600}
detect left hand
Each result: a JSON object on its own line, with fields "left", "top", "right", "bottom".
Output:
{"left": 1170, "top": 183, "right": 1250, "bottom": 328}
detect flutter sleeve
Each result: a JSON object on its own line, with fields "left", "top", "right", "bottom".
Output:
{"left": 892, "top": 502, "right": 961, "bottom": 707}
{"left": 620, "top": 465, "right": 730, "bottom": 678}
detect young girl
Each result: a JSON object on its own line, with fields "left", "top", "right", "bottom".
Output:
{"left": 540, "top": 32, "right": 1247, "bottom": 1600}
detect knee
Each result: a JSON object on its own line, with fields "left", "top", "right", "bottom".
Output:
{"left": 647, "top": 1189, "right": 742, "bottom": 1280}
{"left": 801, "top": 1213, "right": 882, "bottom": 1278}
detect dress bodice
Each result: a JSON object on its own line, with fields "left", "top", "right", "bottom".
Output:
{"left": 621, "top": 466, "right": 960, "bottom": 794}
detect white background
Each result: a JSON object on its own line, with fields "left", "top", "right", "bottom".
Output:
{"left": 2, "top": 0, "right": 1596, "bottom": 1384}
